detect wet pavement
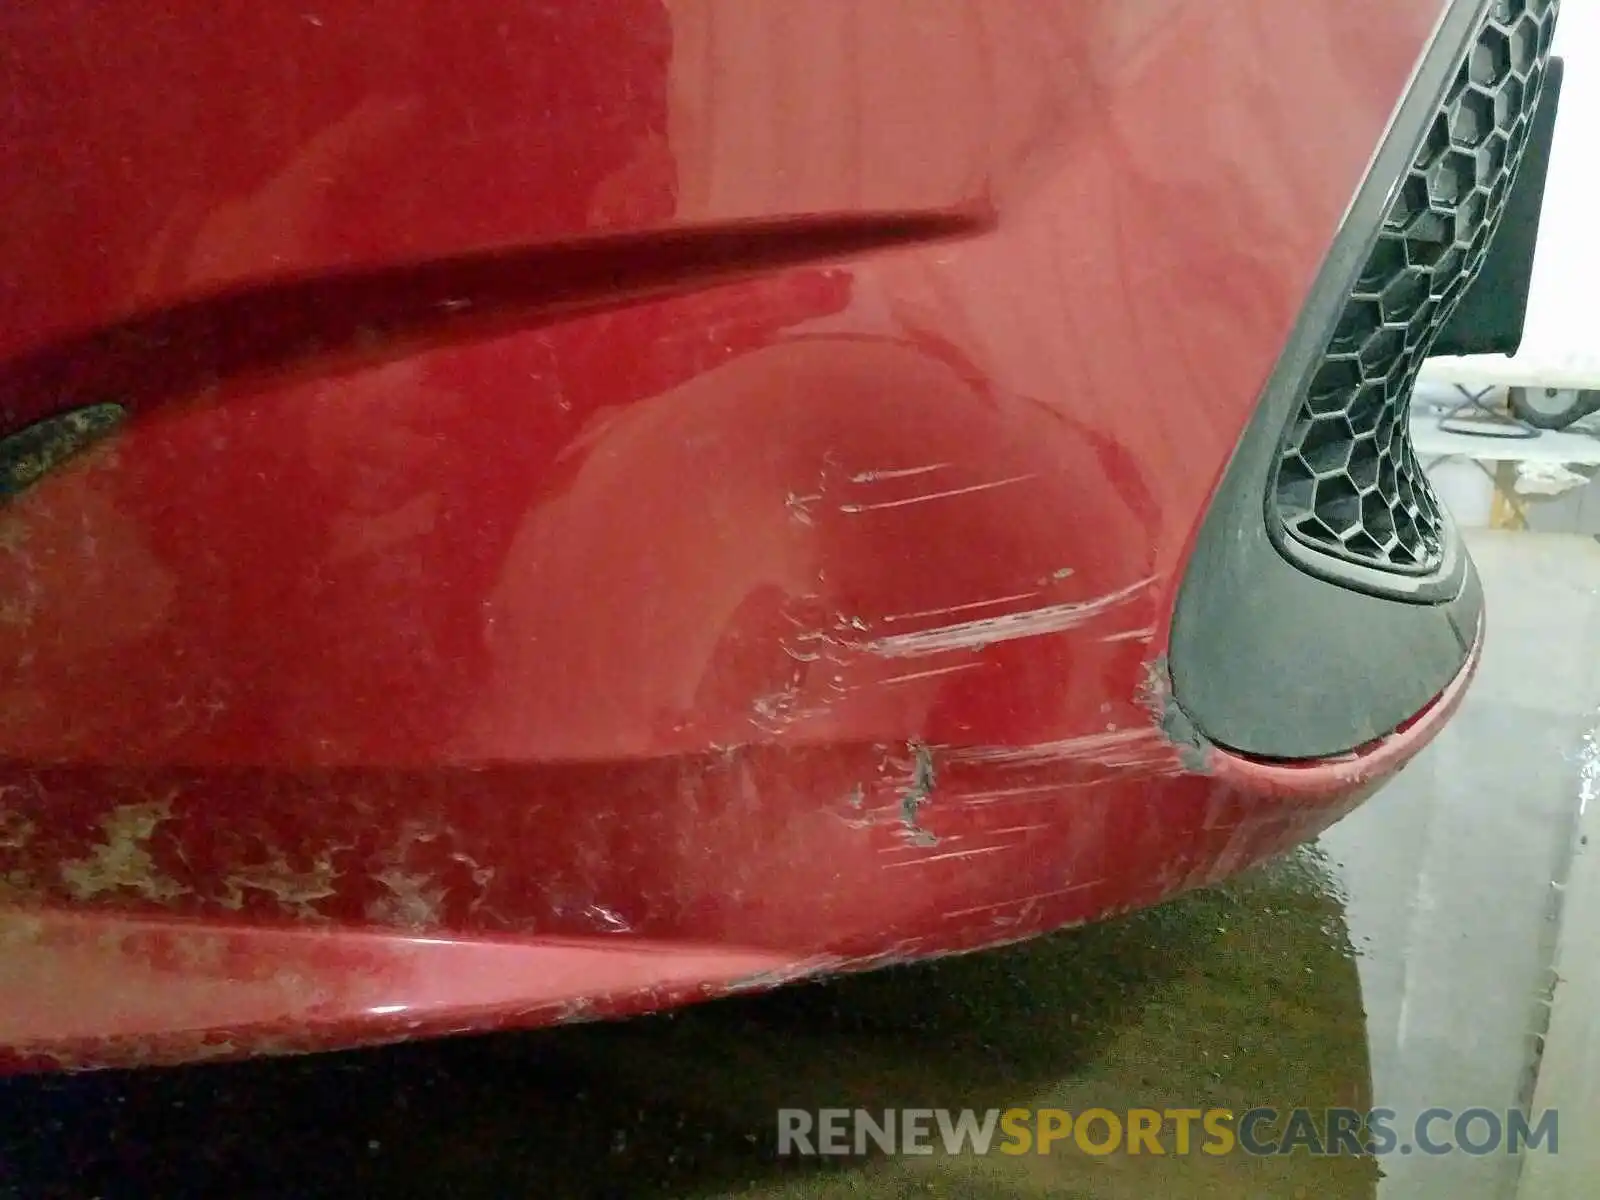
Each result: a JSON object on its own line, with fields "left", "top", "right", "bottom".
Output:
{"left": 1, "top": 527, "right": 1592, "bottom": 1200}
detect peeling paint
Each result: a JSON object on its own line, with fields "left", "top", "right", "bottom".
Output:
{"left": 360, "top": 822, "right": 492, "bottom": 931}
{"left": 863, "top": 575, "right": 1154, "bottom": 658}
{"left": 0, "top": 810, "right": 34, "bottom": 850}
{"left": 1139, "top": 654, "right": 1212, "bottom": 772}
{"left": 364, "top": 822, "right": 450, "bottom": 929}
{"left": 219, "top": 849, "right": 340, "bottom": 917}
{"left": 58, "top": 797, "right": 185, "bottom": 903}
{"left": 367, "top": 867, "right": 448, "bottom": 929}
{"left": 897, "top": 738, "right": 939, "bottom": 847}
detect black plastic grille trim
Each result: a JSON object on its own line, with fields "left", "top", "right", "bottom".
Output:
{"left": 1269, "top": 0, "right": 1559, "bottom": 583}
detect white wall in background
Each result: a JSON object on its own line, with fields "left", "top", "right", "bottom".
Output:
{"left": 1518, "top": 1, "right": 1600, "bottom": 361}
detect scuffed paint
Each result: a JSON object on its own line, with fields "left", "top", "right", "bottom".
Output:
{"left": 897, "top": 738, "right": 939, "bottom": 847}
{"left": 57, "top": 797, "right": 185, "bottom": 903}
{"left": 576, "top": 904, "right": 632, "bottom": 934}
{"left": 0, "top": 514, "right": 27, "bottom": 556}
{"left": 847, "top": 463, "right": 950, "bottom": 484}
{"left": 454, "top": 852, "right": 497, "bottom": 917}
{"left": 785, "top": 451, "right": 842, "bottom": 527}
{"left": 723, "top": 921, "right": 1118, "bottom": 997}
{"left": 879, "top": 593, "right": 1039, "bottom": 625}
{"left": 882, "top": 842, "right": 1010, "bottom": 869}
{"left": 724, "top": 954, "right": 849, "bottom": 994}
{"left": 219, "top": 849, "right": 341, "bottom": 918}
{"left": 0, "top": 591, "right": 36, "bottom": 629}
{"left": 863, "top": 575, "right": 1155, "bottom": 658}
{"left": 784, "top": 489, "right": 819, "bottom": 526}
{"left": 1138, "top": 655, "right": 1213, "bottom": 772}
{"left": 551, "top": 995, "right": 599, "bottom": 1024}
{"left": 359, "top": 821, "right": 494, "bottom": 931}
{"left": 367, "top": 867, "right": 448, "bottom": 930}
{"left": 749, "top": 679, "right": 805, "bottom": 732}
{"left": 0, "top": 911, "right": 45, "bottom": 950}
{"left": 944, "top": 725, "right": 1180, "bottom": 771}
{"left": 955, "top": 781, "right": 1094, "bottom": 804}
{"left": 169, "top": 930, "right": 232, "bottom": 973}
{"left": 874, "top": 662, "right": 983, "bottom": 687}
{"left": 939, "top": 880, "right": 1106, "bottom": 923}
{"left": 1101, "top": 624, "right": 1156, "bottom": 644}
{"left": 838, "top": 472, "right": 1035, "bottom": 513}
{"left": 830, "top": 783, "right": 876, "bottom": 832}
{"left": 0, "top": 810, "right": 34, "bottom": 850}
{"left": 835, "top": 742, "right": 950, "bottom": 843}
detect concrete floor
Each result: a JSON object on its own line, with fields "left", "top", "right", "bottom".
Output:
{"left": 1522, "top": 669, "right": 1600, "bottom": 1200}
{"left": 0, "top": 529, "right": 1593, "bottom": 1199}
{"left": 1323, "top": 528, "right": 1600, "bottom": 1200}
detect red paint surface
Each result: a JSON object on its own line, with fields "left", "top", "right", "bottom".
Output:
{"left": 0, "top": 0, "right": 1454, "bottom": 1070}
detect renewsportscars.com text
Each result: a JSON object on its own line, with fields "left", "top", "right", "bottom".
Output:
{"left": 776, "top": 1106, "right": 1558, "bottom": 1158}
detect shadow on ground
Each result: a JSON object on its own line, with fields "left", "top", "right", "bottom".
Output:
{"left": 0, "top": 849, "right": 1373, "bottom": 1199}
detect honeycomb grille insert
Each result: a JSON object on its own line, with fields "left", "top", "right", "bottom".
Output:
{"left": 1271, "top": 0, "right": 1559, "bottom": 578}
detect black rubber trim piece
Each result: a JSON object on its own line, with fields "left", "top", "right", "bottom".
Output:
{"left": 1434, "top": 56, "right": 1566, "bottom": 358}
{"left": 1169, "top": 0, "right": 1502, "bottom": 760}
{"left": 1265, "top": 0, "right": 1558, "bottom": 601}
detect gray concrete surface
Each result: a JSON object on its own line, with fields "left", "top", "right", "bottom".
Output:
{"left": 1520, "top": 714, "right": 1600, "bottom": 1200}
{"left": 1323, "top": 528, "right": 1600, "bottom": 1200}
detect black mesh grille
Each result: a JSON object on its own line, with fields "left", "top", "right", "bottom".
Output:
{"left": 1271, "top": 0, "right": 1559, "bottom": 576}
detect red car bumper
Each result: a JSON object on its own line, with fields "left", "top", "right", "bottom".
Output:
{"left": 0, "top": 0, "right": 1550, "bottom": 1069}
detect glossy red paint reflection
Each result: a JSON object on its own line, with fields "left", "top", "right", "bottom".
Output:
{"left": 0, "top": 0, "right": 1452, "bottom": 1069}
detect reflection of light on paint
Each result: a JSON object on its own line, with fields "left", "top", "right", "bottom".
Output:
{"left": 1577, "top": 723, "right": 1598, "bottom": 819}
{"left": 367, "top": 1004, "right": 408, "bottom": 1016}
